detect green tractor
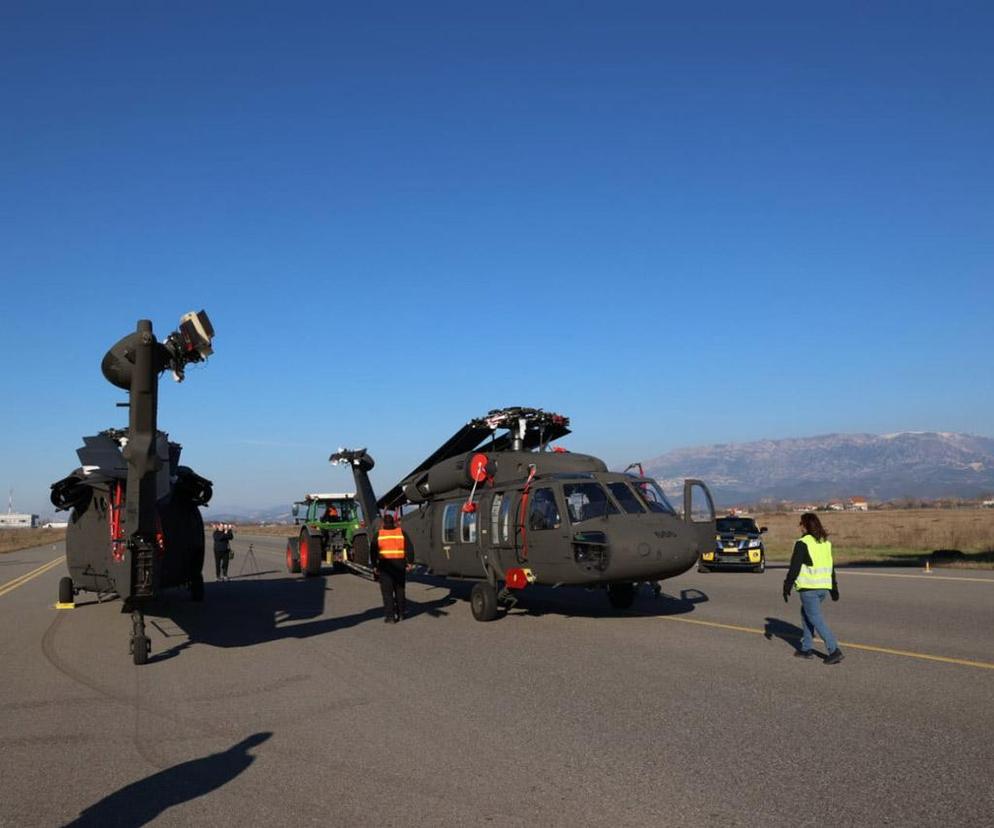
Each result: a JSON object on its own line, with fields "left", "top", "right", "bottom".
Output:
{"left": 285, "top": 493, "right": 364, "bottom": 577}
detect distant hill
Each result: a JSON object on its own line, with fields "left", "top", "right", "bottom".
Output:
{"left": 642, "top": 432, "right": 994, "bottom": 505}
{"left": 207, "top": 505, "right": 292, "bottom": 524}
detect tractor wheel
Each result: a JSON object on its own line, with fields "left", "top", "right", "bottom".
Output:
{"left": 300, "top": 529, "right": 322, "bottom": 577}
{"left": 58, "top": 576, "right": 74, "bottom": 605}
{"left": 350, "top": 533, "right": 371, "bottom": 568}
{"left": 470, "top": 582, "right": 499, "bottom": 622}
{"left": 607, "top": 582, "right": 636, "bottom": 610}
{"left": 753, "top": 559, "right": 766, "bottom": 574}
{"left": 286, "top": 538, "right": 301, "bottom": 574}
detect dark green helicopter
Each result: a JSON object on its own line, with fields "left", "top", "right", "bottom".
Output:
{"left": 329, "top": 407, "right": 716, "bottom": 620}
{"left": 50, "top": 311, "right": 216, "bottom": 664}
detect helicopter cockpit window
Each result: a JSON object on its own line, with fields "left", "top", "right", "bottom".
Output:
{"left": 461, "top": 508, "right": 477, "bottom": 543}
{"left": 564, "top": 483, "right": 619, "bottom": 523}
{"left": 608, "top": 482, "right": 646, "bottom": 514}
{"left": 633, "top": 481, "right": 677, "bottom": 516}
{"left": 528, "top": 488, "right": 561, "bottom": 531}
{"left": 442, "top": 503, "right": 459, "bottom": 543}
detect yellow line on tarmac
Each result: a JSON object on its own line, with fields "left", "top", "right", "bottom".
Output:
{"left": 837, "top": 570, "right": 994, "bottom": 584}
{"left": 0, "top": 558, "right": 63, "bottom": 598}
{"left": 649, "top": 614, "right": 994, "bottom": 671}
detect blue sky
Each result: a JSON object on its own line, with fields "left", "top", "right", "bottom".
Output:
{"left": 2, "top": 2, "right": 992, "bottom": 515}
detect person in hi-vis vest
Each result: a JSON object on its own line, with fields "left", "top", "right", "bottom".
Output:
{"left": 371, "top": 513, "right": 410, "bottom": 623}
{"left": 783, "top": 512, "right": 844, "bottom": 664}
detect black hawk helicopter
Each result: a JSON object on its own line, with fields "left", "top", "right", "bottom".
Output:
{"left": 329, "top": 407, "right": 716, "bottom": 620}
{"left": 50, "top": 311, "right": 215, "bottom": 664}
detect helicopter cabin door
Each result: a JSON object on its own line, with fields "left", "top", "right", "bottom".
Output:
{"left": 683, "top": 479, "right": 716, "bottom": 558}
{"left": 517, "top": 485, "right": 570, "bottom": 578}
{"left": 437, "top": 499, "right": 481, "bottom": 578}
{"left": 487, "top": 490, "right": 518, "bottom": 573}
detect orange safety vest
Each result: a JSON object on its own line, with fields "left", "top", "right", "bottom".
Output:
{"left": 377, "top": 527, "right": 406, "bottom": 559}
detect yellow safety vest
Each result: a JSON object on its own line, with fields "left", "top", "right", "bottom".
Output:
{"left": 795, "top": 534, "right": 833, "bottom": 590}
{"left": 377, "top": 527, "right": 406, "bottom": 559}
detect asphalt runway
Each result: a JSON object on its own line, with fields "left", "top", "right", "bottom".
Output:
{"left": 1, "top": 533, "right": 992, "bottom": 827}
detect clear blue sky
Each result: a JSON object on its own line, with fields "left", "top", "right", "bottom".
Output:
{"left": 2, "top": 2, "right": 992, "bottom": 515}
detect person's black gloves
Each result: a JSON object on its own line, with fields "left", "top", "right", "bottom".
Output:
{"left": 830, "top": 588, "right": 839, "bottom": 602}
{"left": 782, "top": 588, "right": 790, "bottom": 603}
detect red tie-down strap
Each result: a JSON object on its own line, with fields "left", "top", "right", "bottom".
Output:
{"left": 109, "top": 481, "right": 126, "bottom": 562}
{"left": 518, "top": 464, "right": 537, "bottom": 560}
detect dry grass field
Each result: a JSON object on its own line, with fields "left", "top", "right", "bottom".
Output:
{"left": 0, "top": 528, "right": 66, "bottom": 555}
{"left": 754, "top": 508, "right": 994, "bottom": 565}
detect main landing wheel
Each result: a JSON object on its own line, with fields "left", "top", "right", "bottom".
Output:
{"left": 607, "top": 582, "right": 636, "bottom": 610}
{"left": 470, "top": 582, "right": 499, "bottom": 622}
{"left": 190, "top": 572, "right": 205, "bottom": 601}
{"left": 58, "top": 576, "right": 74, "bottom": 605}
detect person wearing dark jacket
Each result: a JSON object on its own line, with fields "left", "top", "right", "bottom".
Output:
{"left": 370, "top": 514, "right": 410, "bottom": 623}
{"left": 783, "top": 512, "right": 843, "bottom": 664}
{"left": 212, "top": 523, "right": 234, "bottom": 582}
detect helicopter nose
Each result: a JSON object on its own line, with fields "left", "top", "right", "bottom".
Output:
{"left": 601, "top": 523, "right": 699, "bottom": 581}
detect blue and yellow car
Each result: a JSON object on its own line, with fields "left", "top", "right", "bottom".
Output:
{"left": 699, "top": 516, "right": 767, "bottom": 573}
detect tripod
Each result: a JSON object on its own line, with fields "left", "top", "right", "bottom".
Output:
{"left": 237, "top": 542, "right": 260, "bottom": 576}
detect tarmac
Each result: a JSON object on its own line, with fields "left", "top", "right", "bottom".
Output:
{"left": 1, "top": 533, "right": 992, "bottom": 826}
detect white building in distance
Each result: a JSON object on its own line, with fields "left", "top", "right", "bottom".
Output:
{"left": 0, "top": 513, "right": 39, "bottom": 528}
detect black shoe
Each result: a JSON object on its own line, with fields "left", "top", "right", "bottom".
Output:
{"left": 794, "top": 650, "right": 814, "bottom": 659}
{"left": 824, "top": 649, "right": 845, "bottom": 665}
{"left": 384, "top": 616, "right": 394, "bottom": 624}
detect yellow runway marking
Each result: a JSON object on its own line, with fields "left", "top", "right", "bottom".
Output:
{"left": 837, "top": 570, "right": 994, "bottom": 584}
{"left": 0, "top": 558, "right": 63, "bottom": 598}
{"left": 648, "top": 614, "right": 994, "bottom": 671}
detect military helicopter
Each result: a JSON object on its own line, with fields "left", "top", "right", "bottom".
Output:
{"left": 330, "top": 406, "right": 716, "bottom": 620}
{"left": 50, "top": 311, "right": 216, "bottom": 664}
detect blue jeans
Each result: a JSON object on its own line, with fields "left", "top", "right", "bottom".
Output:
{"left": 799, "top": 589, "right": 838, "bottom": 653}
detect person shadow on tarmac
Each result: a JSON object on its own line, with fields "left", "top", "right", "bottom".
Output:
{"left": 66, "top": 732, "right": 271, "bottom": 827}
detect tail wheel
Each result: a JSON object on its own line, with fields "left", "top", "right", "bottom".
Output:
{"left": 286, "top": 539, "right": 301, "bottom": 574}
{"left": 58, "top": 576, "right": 74, "bottom": 605}
{"left": 300, "top": 530, "right": 322, "bottom": 577}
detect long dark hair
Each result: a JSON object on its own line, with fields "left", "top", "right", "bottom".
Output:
{"left": 799, "top": 512, "right": 828, "bottom": 541}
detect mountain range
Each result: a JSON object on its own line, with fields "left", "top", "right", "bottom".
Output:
{"left": 643, "top": 431, "right": 994, "bottom": 505}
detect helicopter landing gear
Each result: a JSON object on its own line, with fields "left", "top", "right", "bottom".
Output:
{"left": 470, "top": 582, "right": 499, "bottom": 622}
{"left": 58, "top": 576, "right": 74, "bottom": 606}
{"left": 130, "top": 610, "right": 150, "bottom": 665}
{"left": 607, "top": 582, "right": 636, "bottom": 610}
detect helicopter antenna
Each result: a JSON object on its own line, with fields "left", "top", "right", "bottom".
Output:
{"left": 7, "top": 488, "right": 12, "bottom": 514}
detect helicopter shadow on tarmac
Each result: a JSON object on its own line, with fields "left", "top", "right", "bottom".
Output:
{"left": 411, "top": 573, "right": 709, "bottom": 620}
{"left": 65, "top": 732, "right": 271, "bottom": 827}
{"left": 142, "top": 569, "right": 459, "bottom": 661}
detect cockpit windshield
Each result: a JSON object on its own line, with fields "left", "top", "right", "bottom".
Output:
{"left": 631, "top": 480, "right": 677, "bottom": 516}
{"left": 564, "top": 482, "right": 619, "bottom": 523}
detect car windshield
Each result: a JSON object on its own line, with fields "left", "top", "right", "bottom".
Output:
{"left": 631, "top": 481, "right": 677, "bottom": 515}
{"left": 716, "top": 517, "right": 758, "bottom": 534}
